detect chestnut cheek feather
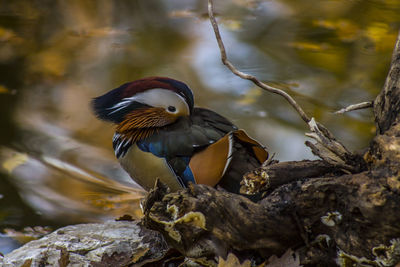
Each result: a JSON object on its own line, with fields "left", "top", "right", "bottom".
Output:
{"left": 115, "top": 107, "right": 177, "bottom": 142}
{"left": 118, "top": 107, "right": 177, "bottom": 130}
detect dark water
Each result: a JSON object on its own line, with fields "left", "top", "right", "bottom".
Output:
{"left": 0, "top": 0, "right": 399, "bottom": 254}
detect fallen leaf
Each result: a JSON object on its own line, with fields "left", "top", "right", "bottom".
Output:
{"left": 218, "top": 253, "right": 251, "bottom": 267}
{"left": 267, "top": 249, "right": 301, "bottom": 267}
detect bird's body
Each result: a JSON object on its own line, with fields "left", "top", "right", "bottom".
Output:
{"left": 92, "top": 77, "right": 267, "bottom": 194}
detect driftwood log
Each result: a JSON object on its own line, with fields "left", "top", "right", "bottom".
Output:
{"left": 0, "top": 221, "right": 169, "bottom": 266}
{"left": 2, "top": 32, "right": 400, "bottom": 267}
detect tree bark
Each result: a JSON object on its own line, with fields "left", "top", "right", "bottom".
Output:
{"left": 374, "top": 31, "right": 400, "bottom": 134}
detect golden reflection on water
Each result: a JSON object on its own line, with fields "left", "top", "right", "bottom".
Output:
{"left": 0, "top": 0, "right": 399, "bottom": 242}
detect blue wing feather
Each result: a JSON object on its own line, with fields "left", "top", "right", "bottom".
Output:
{"left": 182, "top": 165, "right": 196, "bottom": 185}
{"left": 136, "top": 140, "right": 164, "bottom": 157}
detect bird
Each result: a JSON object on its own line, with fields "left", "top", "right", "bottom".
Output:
{"left": 91, "top": 77, "right": 268, "bottom": 194}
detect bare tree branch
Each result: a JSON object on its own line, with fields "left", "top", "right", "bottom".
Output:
{"left": 207, "top": 0, "right": 311, "bottom": 124}
{"left": 207, "top": 0, "right": 365, "bottom": 171}
{"left": 335, "top": 101, "right": 374, "bottom": 114}
{"left": 305, "top": 118, "right": 359, "bottom": 172}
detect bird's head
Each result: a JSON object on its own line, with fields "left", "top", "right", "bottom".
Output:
{"left": 92, "top": 77, "right": 194, "bottom": 142}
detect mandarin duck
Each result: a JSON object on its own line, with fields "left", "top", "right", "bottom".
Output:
{"left": 92, "top": 77, "right": 268, "bottom": 194}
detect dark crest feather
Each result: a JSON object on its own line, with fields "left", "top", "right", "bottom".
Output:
{"left": 91, "top": 77, "right": 194, "bottom": 123}
{"left": 92, "top": 83, "right": 147, "bottom": 123}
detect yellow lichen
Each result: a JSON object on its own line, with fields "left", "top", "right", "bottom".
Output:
{"left": 368, "top": 191, "right": 386, "bottom": 207}
{"left": 372, "top": 238, "right": 400, "bottom": 266}
{"left": 337, "top": 250, "right": 377, "bottom": 267}
{"left": 149, "top": 211, "right": 206, "bottom": 243}
{"left": 130, "top": 247, "right": 150, "bottom": 263}
{"left": 261, "top": 171, "right": 268, "bottom": 179}
{"left": 178, "top": 212, "right": 206, "bottom": 229}
{"left": 163, "top": 223, "right": 182, "bottom": 242}
{"left": 241, "top": 169, "right": 270, "bottom": 195}
{"left": 167, "top": 204, "right": 179, "bottom": 220}
{"left": 312, "top": 234, "right": 332, "bottom": 248}
{"left": 336, "top": 239, "right": 400, "bottom": 267}
{"left": 321, "top": 211, "right": 342, "bottom": 227}
{"left": 387, "top": 176, "right": 400, "bottom": 192}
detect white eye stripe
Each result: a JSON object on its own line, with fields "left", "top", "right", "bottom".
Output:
{"left": 175, "top": 93, "right": 187, "bottom": 106}
{"left": 107, "top": 96, "right": 137, "bottom": 115}
{"left": 108, "top": 88, "right": 189, "bottom": 116}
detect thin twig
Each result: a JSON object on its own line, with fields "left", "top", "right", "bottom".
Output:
{"left": 207, "top": 0, "right": 364, "bottom": 171}
{"left": 334, "top": 101, "right": 373, "bottom": 114}
{"left": 207, "top": 0, "right": 311, "bottom": 124}
{"left": 261, "top": 153, "right": 276, "bottom": 167}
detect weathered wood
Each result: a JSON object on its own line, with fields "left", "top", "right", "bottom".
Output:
{"left": 143, "top": 172, "right": 400, "bottom": 266}
{"left": 143, "top": 181, "right": 303, "bottom": 257}
{"left": 240, "top": 160, "right": 339, "bottom": 195}
{"left": 305, "top": 119, "right": 367, "bottom": 173}
{"left": 0, "top": 221, "right": 168, "bottom": 267}
{"left": 374, "top": 30, "right": 400, "bottom": 134}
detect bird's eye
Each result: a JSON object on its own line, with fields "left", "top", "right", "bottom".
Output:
{"left": 167, "top": 106, "right": 176, "bottom": 112}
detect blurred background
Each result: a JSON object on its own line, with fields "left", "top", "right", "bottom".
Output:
{"left": 0, "top": 0, "right": 399, "bottom": 254}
